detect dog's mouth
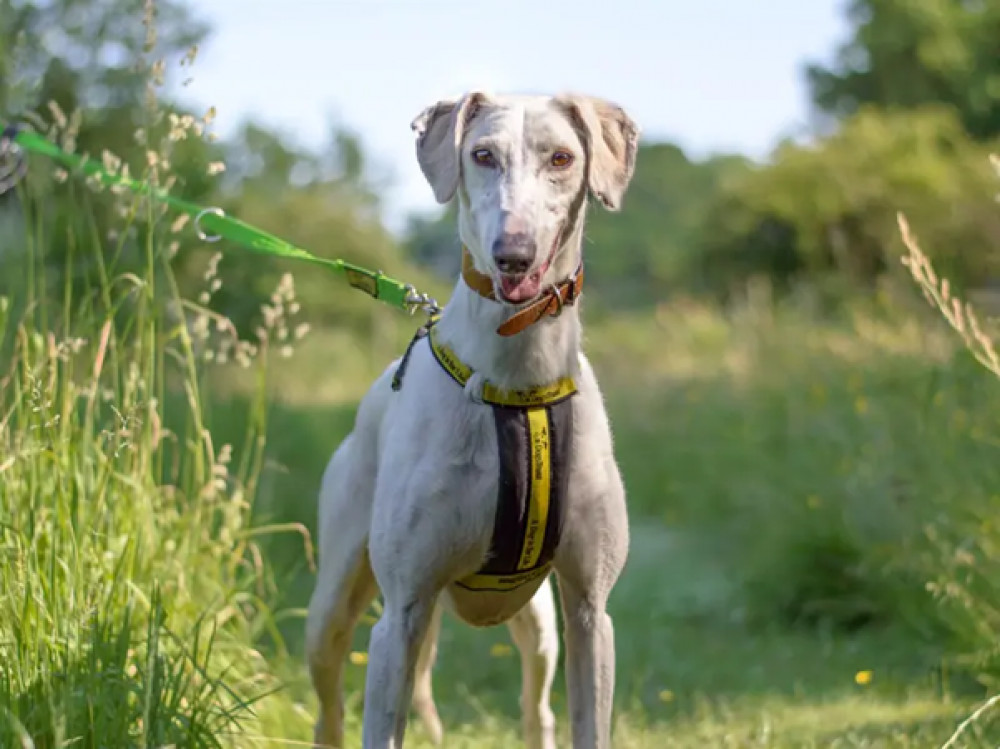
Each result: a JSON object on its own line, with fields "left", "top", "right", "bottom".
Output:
{"left": 497, "top": 264, "right": 550, "bottom": 304}
{"left": 494, "top": 229, "right": 563, "bottom": 305}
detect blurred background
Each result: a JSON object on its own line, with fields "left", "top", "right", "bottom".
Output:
{"left": 2, "top": 0, "right": 1000, "bottom": 745}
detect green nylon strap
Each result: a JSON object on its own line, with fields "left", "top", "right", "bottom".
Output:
{"left": 1, "top": 124, "right": 437, "bottom": 314}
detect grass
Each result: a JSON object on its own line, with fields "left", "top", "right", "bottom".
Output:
{"left": 194, "top": 278, "right": 1000, "bottom": 747}
{"left": 5, "top": 158, "right": 1000, "bottom": 745}
{"left": 0, "top": 89, "right": 310, "bottom": 744}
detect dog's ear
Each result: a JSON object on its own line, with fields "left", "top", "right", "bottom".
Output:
{"left": 411, "top": 92, "right": 488, "bottom": 204}
{"left": 556, "top": 94, "right": 640, "bottom": 211}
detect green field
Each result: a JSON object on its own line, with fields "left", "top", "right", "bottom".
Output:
{"left": 3, "top": 173, "right": 1000, "bottom": 748}
{"left": 195, "top": 290, "right": 1000, "bottom": 747}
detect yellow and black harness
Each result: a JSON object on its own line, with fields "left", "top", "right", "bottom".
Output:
{"left": 391, "top": 317, "right": 576, "bottom": 593}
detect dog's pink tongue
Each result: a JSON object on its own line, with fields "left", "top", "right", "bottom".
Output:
{"left": 500, "top": 273, "right": 541, "bottom": 303}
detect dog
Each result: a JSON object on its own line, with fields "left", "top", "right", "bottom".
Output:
{"left": 305, "top": 91, "right": 639, "bottom": 749}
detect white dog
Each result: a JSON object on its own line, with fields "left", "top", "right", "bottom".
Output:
{"left": 306, "top": 91, "right": 639, "bottom": 749}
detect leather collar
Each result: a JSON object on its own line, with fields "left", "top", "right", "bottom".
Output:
{"left": 460, "top": 246, "right": 584, "bottom": 337}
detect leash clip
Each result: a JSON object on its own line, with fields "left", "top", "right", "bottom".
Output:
{"left": 403, "top": 283, "right": 440, "bottom": 318}
{"left": 0, "top": 125, "right": 28, "bottom": 197}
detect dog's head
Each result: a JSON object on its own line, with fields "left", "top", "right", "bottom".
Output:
{"left": 411, "top": 92, "right": 639, "bottom": 305}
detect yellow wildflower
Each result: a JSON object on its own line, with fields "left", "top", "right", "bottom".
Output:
{"left": 349, "top": 651, "right": 368, "bottom": 666}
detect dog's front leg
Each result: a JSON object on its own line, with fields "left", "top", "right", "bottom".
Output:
{"left": 362, "top": 590, "right": 438, "bottom": 749}
{"left": 556, "top": 464, "right": 629, "bottom": 749}
{"left": 557, "top": 577, "right": 616, "bottom": 749}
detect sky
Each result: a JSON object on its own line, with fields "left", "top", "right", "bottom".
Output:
{"left": 179, "top": 0, "right": 850, "bottom": 233}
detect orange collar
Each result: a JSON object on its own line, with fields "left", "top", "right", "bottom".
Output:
{"left": 461, "top": 247, "right": 584, "bottom": 337}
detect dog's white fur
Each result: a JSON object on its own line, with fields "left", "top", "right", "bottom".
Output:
{"left": 306, "top": 91, "right": 639, "bottom": 749}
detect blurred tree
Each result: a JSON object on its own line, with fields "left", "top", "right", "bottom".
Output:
{"left": 696, "top": 106, "right": 1000, "bottom": 296}
{"left": 0, "top": 0, "right": 209, "bottom": 116}
{"left": 0, "top": 0, "right": 217, "bottom": 296}
{"left": 403, "top": 202, "right": 460, "bottom": 279}
{"left": 582, "top": 145, "right": 750, "bottom": 310}
{"left": 807, "top": 0, "right": 1000, "bottom": 140}
{"left": 0, "top": 0, "right": 219, "bottom": 208}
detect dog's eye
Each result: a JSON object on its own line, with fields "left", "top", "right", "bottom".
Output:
{"left": 471, "top": 148, "right": 496, "bottom": 167}
{"left": 550, "top": 151, "right": 574, "bottom": 168}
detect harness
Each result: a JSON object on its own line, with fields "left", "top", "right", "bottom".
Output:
{"left": 392, "top": 315, "right": 577, "bottom": 593}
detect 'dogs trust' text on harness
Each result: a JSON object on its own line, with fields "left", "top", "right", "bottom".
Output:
{"left": 391, "top": 248, "right": 584, "bottom": 593}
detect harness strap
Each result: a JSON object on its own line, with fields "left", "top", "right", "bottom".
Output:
{"left": 461, "top": 247, "right": 585, "bottom": 337}
{"left": 391, "top": 313, "right": 439, "bottom": 391}
{"left": 390, "top": 316, "right": 576, "bottom": 595}
{"left": 454, "top": 399, "right": 571, "bottom": 593}
{"left": 427, "top": 326, "right": 577, "bottom": 407}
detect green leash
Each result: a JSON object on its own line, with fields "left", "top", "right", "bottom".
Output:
{"left": 0, "top": 123, "right": 440, "bottom": 316}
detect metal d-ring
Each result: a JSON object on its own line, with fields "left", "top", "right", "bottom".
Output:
{"left": 0, "top": 125, "right": 27, "bottom": 197}
{"left": 193, "top": 207, "right": 225, "bottom": 243}
{"left": 548, "top": 283, "right": 564, "bottom": 317}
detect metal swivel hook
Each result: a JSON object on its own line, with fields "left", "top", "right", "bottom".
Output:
{"left": 0, "top": 125, "right": 28, "bottom": 197}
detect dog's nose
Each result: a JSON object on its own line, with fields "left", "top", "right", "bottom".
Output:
{"left": 492, "top": 232, "right": 536, "bottom": 274}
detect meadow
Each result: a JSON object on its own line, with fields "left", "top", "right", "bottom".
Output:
{"left": 4, "top": 158, "right": 1000, "bottom": 746}
{"left": 222, "top": 275, "right": 1000, "bottom": 748}
{"left": 3, "top": 9, "right": 1000, "bottom": 742}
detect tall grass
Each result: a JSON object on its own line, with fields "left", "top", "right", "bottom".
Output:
{"left": 0, "top": 31, "right": 309, "bottom": 748}
{"left": 896, "top": 157, "right": 1000, "bottom": 744}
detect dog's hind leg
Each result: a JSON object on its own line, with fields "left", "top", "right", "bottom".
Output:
{"left": 411, "top": 599, "right": 444, "bottom": 744}
{"left": 306, "top": 436, "right": 379, "bottom": 748}
{"left": 507, "top": 576, "right": 559, "bottom": 749}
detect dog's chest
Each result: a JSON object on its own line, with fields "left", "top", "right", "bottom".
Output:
{"left": 454, "top": 398, "right": 573, "bottom": 593}
{"left": 392, "top": 323, "right": 579, "bottom": 607}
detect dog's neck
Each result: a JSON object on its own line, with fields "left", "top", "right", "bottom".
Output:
{"left": 433, "top": 230, "right": 584, "bottom": 391}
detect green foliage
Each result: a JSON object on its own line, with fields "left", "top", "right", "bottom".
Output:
{"left": 696, "top": 106, "right": 1000, "bottom": 295}
{"left": 583, "top": 295, "right": 1000, "bottom": 635}
{"left": 0, "top": 0, "right": 435, "bottom": 350}
{"left": 0, "top": 589, "right": 249, "bottom": 748}
{"left": 899, "top": 209, "right": 1000, "bottom": 705}
{"left": 209, "top": 289, "right": 1000, "bottom": 745}
{"left": 582, "top": 146, "right": 750, "bottom": 310}
{"left": 404, "top": 201, "right": 460, "bottom": 279}
{"left": 807, "top": 0, "right": 1000, "bottom": 140}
